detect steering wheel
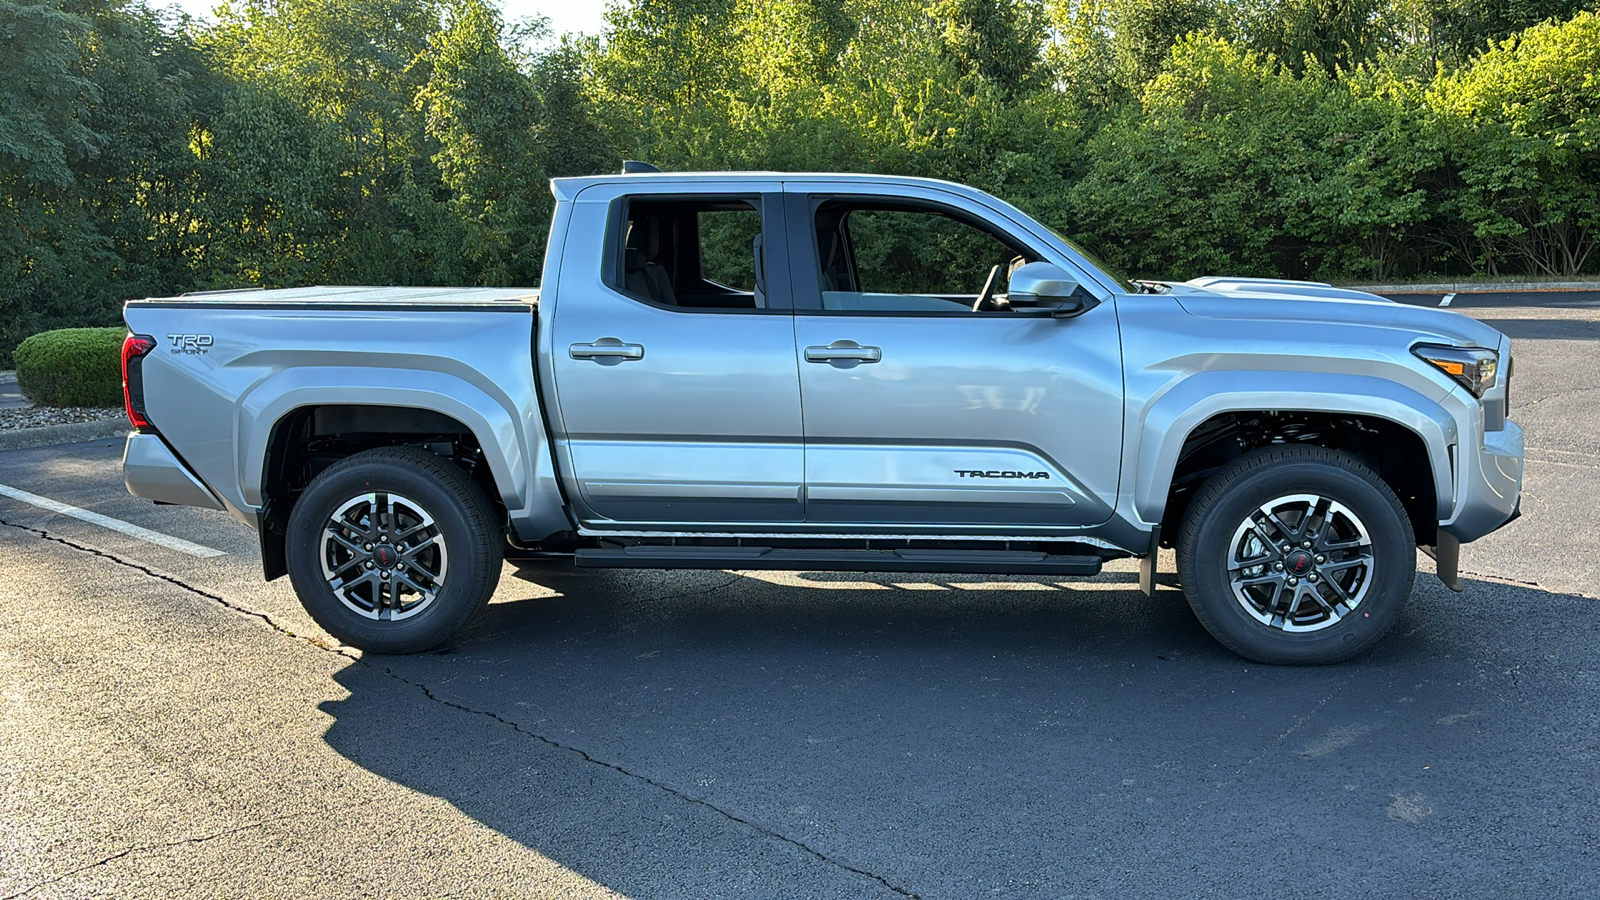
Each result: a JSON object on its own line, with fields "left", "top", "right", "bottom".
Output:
{"left": 971, "top": 265, "right": 1001, "bottom": 312}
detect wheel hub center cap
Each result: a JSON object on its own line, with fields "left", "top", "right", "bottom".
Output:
{"left": 373, "top": 543, "right": 398, "bottom": 569}
{"left": 1285, "top": 550, "right": 1315, "bottom": 576}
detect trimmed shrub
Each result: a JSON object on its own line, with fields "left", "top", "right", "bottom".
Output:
{"left": 13, "top": 327, "right": 127, "bottom": 408}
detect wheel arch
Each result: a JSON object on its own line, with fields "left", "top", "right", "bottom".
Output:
{"left": 254, "top": 400, "right": 511, "bottom": 580}
{"left": 1133, "top": 372, "right": 1456, "bottom": 545}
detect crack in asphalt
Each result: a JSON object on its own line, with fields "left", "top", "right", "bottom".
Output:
{"left": 1, "top": 812, "right": 318, "bottom": 900}
{"left": 1220, "top": 688, "right": 1340, "bottom": 786}
{"left": 1515, "top": 383, "right": 1600, "bottom": 408}
{"left": 0, "top": 519, "right": 307, "bottom": 635}
{"left": 370, "top": 662, "right": 920, "bottom": 899}
{"left": 0, "top": 519, "right": 920, "bottom": 900}
{"left": 638, "top": 571, "right": 743, "bottom": 604}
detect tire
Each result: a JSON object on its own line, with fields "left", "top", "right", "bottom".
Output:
{"left": 1176, "top": 445, "right": 1415, "bottom": 665}
{"left": 285, "top": 446, "right": 503, "bottom": 653}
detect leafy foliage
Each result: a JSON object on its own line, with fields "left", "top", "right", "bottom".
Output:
{"left": 13, "top": 326, "right": 125, "bottom": 407}
{"left": 1, "top": 0, "right": 1598, "bottom": 364}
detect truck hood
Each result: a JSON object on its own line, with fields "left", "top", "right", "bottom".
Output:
{"left": 1157, "top": 277, "right": 1507, "bottom": 350}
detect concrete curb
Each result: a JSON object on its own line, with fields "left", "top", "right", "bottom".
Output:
{"left": 1343, "top": 281, "right": 1600, "bottom": 294}
{"left": 0, "top": 419, "right": 131, "bottom": 452}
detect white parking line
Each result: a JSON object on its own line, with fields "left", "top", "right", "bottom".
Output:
{"left": 0, "top": 483, "right": 226, "bottom": 558}
{"left": 1439, "top": 292, "right": 1457, "bottom": 307}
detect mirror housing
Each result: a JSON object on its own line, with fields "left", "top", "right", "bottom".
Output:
{"left": 1008, "top": 262, "right": 1099, "bottom": 318}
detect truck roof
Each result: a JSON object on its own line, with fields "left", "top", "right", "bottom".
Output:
{"left": 549, "top": 170, "right": 985, "bottom": 201}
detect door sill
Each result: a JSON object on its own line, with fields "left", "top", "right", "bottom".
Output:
{"left": 575, "top": 545, "right": 1102, "bottom": 576}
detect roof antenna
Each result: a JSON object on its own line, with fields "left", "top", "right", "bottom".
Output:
{"left": 621, "top": 160, "right": 661, "bottom": 174}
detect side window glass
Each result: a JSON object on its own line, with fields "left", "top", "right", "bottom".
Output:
{"left": 699, "top": 208, "right": 762, "bottom": 291}
{"left": 611, "top": 197, "right": 771, "bottom": 310}
{"left": 815, "top": 203, "right": 1032, "bottom": 313}
{"left": 847, "top": 209, "right": 1009, "bottom": 296}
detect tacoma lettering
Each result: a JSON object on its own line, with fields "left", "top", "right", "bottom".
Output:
{"left": 954, "top": 470, "right": 1050, "bottom": 479}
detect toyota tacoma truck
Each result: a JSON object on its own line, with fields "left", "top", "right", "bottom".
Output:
{"left": 119, "top": 168, "right": 1523, "bottom": 664}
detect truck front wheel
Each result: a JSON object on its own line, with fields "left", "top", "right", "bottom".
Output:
{"left": 285, "top": 447, "right": 503, "bottom": 653}
{"left": 1176, "top": 445, "right": 1415, "bottom": 665}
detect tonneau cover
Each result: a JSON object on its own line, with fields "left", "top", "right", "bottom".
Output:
{"left": 128, "top": 285, "right": 539, "bottom": 309}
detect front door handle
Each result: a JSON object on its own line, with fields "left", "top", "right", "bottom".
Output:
{"left": 805, "top": 340, "right": 882, "bottom": 364}
{"left": 570, "top": 338, "right": 644, "bottom": 362}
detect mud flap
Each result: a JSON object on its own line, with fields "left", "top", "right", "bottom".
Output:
{"left": 1420, "top": 532, "right": 1463, "bottom": 593}
{"left": 1139, "top": 526, "right": 1160, "bottom": 597}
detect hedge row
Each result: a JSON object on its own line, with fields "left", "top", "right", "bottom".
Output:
{"left": 13, "top": 327, "right": 127, "bottom": 408}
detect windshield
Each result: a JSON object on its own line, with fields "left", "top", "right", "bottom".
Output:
{"left": 1040, "top": 223, "right": 1140, "bottom": 291}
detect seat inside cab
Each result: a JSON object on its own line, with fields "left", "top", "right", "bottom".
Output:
{"left": 618, "top": 199, "right": 766, "bottom": 309}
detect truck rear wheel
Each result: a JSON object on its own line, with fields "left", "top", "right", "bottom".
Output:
{"left": 285, "top": 446, "right": 502, "bottom": 653}
{"left": 1176, "top": 445, "right": 1415, "bottom": 665}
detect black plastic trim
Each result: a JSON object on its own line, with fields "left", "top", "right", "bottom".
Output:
{"left": 576, "top": 546, "right": 1102, "bottom": 575}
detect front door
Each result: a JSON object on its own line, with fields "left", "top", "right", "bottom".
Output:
{"left": 546, "top": 182, "right": 805, "bottom": 529}
{"left": 787, "top": 187, "right": 1125, "bottom": 532}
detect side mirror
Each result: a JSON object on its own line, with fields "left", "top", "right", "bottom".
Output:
{"left": 1008, "top": 262, "right": 1100, "bottom": 318}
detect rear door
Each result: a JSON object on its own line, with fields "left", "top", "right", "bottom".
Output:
{"left": 544, "top": 180, "right": 805, "bottom": 529}
{"left": 785, "top": 183, "right": 1125, "bottom": 532}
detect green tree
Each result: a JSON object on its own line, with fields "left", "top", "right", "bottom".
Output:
{"left": 208, "top": 0, "right": 447, "bottom": 282}
{"left": 1241, "top": 0, "right": 1392, "bottom": 75}
{"left": 71, "top": 1, "right": 214, "bottom": 301}
{"left": 1415, "top": 0, "right": 1594, "bottom": 69}
{"left": 1430, "top": 12, "right": 1600, "bottom": 274}
{"left": 1111, "top": 0, "right": 1223, "bottom": 86}
{"left": 190, "top": 84, "right": 347, "bottom": 287}
{"left": 1068, "top": 34, "right": 1432, "bottom": 279}
{"left": 0, "top": 1, "right": 104, "bottom": 365}
{"left": 930, "top": 0, "right": 1049, "bottom": 96}
{"left": 411, "top": 0, "right": 547, "bottom": 284}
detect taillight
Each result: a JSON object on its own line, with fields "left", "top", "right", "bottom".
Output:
{"left": 122, "top": 333, "right": 156, "bottom": 431}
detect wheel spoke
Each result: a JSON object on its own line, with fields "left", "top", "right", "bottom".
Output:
{"left": 326, "top": 531, "right": 366, "bottom": 555}
{"left": 1250, "top": 522, "right": 1286, "bottom": 553}
{"left": 1268, "top": 583, "right": 1296, "bottom": 629}
{"left": 1320, "top": 537, "right": 1365, "bottom": 552}
{"left": 327, "top": 555, "right": 364, "bottom": 578}
{"left": 1321, "top": 578, "right": 1355, "bottom": 613}
{"left": 331, "top": 568, "right": 378, "bottom": 594}
{"left": 1303, "top": 583, "right": 1338, "bottom": 614}
{"left": 1319, "top": 555, "right": 1371, "bottom": 573}
{"left": 1229, "top": 552, "right": 1275, "bottom": 572}
{"left": 398, "top": 533, "right": 443, "bottom": 563}
{"left": 393, "top": 569, "right": 433, "bottom": 598}
{"left": 1264, "top": 509, "right": 1300, "bottom": 542}
{"left": 1304, "top": 497, "right": 1331, "bottom": 541}
{"left": 1236, "top": 572, "right": 1284, "bottom": 588}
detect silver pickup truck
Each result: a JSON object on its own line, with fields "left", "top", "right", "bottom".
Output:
{"left": 120, "top": 169, "right": 1523, "bottom": 664}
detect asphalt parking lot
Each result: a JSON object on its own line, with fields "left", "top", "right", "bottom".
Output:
{"left": 2, "top": 291, "right": 1596, "bottom": 899}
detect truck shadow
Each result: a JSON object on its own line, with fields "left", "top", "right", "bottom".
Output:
{"left": 317, "top": 568, "right": 1600, "bottom": 898}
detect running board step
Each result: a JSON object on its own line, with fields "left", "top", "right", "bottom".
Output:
{"left": 575, "top": 547, "right": 1102, "bottom": 576}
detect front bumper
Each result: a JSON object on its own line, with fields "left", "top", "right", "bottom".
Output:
{"left": 1442, "top": 420, "right": 1523, "bottom": 543}
{"left": 123, "top": 433, "right": 225, "bottom": 511}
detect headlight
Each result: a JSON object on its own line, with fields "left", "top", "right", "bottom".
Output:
{"left": 1412, "top": 344, "right": 1498, "bottom": 398}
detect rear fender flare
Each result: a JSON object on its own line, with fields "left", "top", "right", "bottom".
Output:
{"left": 240, "top": 367, "right": 528, "bottom": 514}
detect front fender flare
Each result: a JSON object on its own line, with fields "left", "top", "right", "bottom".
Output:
{"left": 1131, "top": 371, "right": 1459, "bottom": 524}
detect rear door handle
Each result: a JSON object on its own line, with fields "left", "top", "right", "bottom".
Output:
{"left": 570, "top": 338, "right": 644, "bottom": 361}
{"left": 805, "top": 340, "right": 882, "bottom": 364}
